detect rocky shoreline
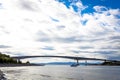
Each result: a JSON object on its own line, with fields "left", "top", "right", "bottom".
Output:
{"left": 0, "top": 70, "right": 6, "bottom": 80}
{"left": 0, "top": 64, "right": 44, "bottom": 80}
{"left": 0, "top": 63, "right": 44, "bottom": 67}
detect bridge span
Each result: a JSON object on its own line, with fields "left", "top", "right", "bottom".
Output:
{"left": 12, "top": 55, "right": 106, "bottom": 61}
{"left": 12, "top": 55, "right": 109, "bottom": 64}
{"left": 12, "top": 55, "right": 119, "bottom": 66}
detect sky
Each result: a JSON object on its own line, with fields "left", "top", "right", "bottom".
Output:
{"left": 0, "top": 0, "right": 120, "bottom": 63}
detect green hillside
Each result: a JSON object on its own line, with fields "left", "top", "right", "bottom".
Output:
{"left": 0, "top": 52, "right": 21, "bottom": 64}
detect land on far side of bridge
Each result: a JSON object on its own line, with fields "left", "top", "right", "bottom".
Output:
{"left": 86, "top": 61, "right": 120, "bottom": 66}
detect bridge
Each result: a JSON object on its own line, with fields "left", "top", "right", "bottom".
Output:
{"left": 12, "top": 55, "right": 116, "bottom": 65}
{"left": 12, "top": 55, "right": 107, "bottom": 60}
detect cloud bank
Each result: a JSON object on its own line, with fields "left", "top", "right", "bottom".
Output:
{"left": 0, "top": 0, "right": 120, "bottom": 62}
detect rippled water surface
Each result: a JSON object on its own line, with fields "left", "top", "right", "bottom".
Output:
{"left": 1, "top": 66, "right": 120, "bottom": 80}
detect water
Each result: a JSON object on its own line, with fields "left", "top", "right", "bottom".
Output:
{"left": 1, "top": 66, "right": 120, "bottom": 80}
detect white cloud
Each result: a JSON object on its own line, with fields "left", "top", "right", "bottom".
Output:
{"left": 93, "top": 6, "right": 108, "bottom": 12}
{"left": 0, "top": 0, "right": 120, "bottom": 63}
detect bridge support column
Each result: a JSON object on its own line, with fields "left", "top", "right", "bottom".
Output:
{"left": 76, "top": 59, "right": 79, "bottom": 64}
{"left": 104, "top": 60, "right": 107, "bottom": 62}
{"left": 85, "top": 60, "right": 87, "bottom": 66}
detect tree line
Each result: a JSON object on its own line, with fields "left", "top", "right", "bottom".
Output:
{"left": 0, "top": 52, "right": 22, "bottom": 64}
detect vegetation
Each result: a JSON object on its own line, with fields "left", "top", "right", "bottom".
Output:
{"left": 101, "top": 61, "right": 120, "bottom": 66}
{"left": 0, "top": 52, "right": 22, "bottom": 64}
{"left": 26, "top": 61, "right": 30, "bottom": 64}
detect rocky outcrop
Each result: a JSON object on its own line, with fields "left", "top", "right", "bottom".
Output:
{"left": 0, "top": 70, "right": 6, "bottom": 80}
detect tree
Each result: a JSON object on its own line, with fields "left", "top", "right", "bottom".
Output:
{"left": 0, "top": 52, "right": 22, "bottom": 64}
{"left": 26, "top": 61, "right": 30, "bottom": 64}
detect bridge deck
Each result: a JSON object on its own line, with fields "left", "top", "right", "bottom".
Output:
{"left": 12, "top": 55, "right": 106, "bottom": 61}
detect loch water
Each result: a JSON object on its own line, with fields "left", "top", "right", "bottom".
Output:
{"left": 1, "top": 66, "right": 120, "bottom": 80}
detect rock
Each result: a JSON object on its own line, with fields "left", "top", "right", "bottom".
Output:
{"left": 0, "top": 70, "right": 6, "bottom": 80}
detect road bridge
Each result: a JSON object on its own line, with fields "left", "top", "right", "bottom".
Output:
{"left": 12, "top": 55, "right": 108, "bottom": 63}
{"left": 12, "top": 55, "right": 107, "bottom": 60}
{"left": 11, "top": 55, "right": 119, "bottom": 66}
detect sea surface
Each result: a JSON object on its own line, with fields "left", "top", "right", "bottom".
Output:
{"left": 1, "top": 66, "right": 120, "bottom": 80}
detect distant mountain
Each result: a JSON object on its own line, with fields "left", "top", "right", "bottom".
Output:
{"left": 44, "top": 62, "right": 101, "bottom": 65}
{"left": 46, "top": 62, "right": 75, "bottom": 65}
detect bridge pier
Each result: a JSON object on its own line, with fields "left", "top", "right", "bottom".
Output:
{"left": 85, "top": 60, "right": 87, "bottom": 66}
{"left": 76, "top": 60, "right": 88, "bottom": 66}
{"left": 104, "top": 60, "right": 107, "bottom": 62}
{"left": 77, "top": 59, "right": 79, "bottom": 64}
{"left": 70, "top": 59, "right": 79, "bottom": 67}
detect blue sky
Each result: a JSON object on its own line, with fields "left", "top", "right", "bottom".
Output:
{"left": 0, "top": 0, "right": 120, "bottom": 63}
{"left": 58, "top": 0, "right": 120, "bottom": 13}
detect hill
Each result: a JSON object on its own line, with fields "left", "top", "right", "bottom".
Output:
{"left": 0, "top": 52, "right": 21, "bottom": 64}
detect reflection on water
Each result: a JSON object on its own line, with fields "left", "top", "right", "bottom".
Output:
{"left": 1, "top": 66, "right": 120, "bottom": 80}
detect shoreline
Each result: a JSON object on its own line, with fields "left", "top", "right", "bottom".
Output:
{"left": 0, "top": 63, "right": 43, "bottom": 67}
{"left": 0, "top": 70, "right": 6, "bottom": 80}
{"left": 0, "top": 63, "right": 120, "bottom": 67}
